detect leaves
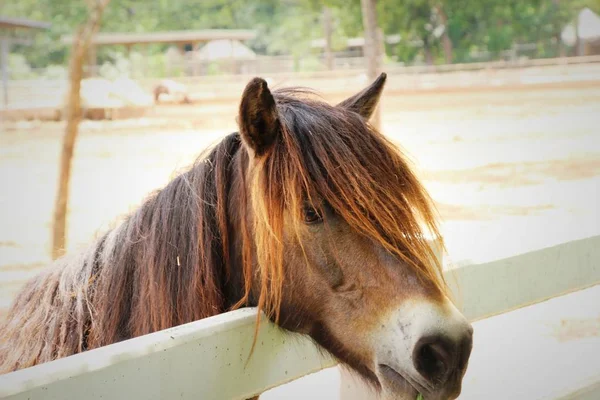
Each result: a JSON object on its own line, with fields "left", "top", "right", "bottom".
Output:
{"left": 2, "top": 0, "right": 600, "bottom": 69}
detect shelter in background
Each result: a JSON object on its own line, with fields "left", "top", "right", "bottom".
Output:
{"left": 196, "top": 39, "right": 256, "bottom": 61}
{"left": 562, "top": 8, "right": 600, "bottom": 55}
{"left": 190, "top": 39, "right": 256, "bottom": 75}
{"left": 0, "top": 17, "right": 51, "bottom": 107}
{"left": 61, "top": 29, "right": 257, "bottom": 77}
{"left": 310, "top": 34, "right": 424, "bottom": 68}
{"left": 311, "top": 34, "right": 402, "bottom": 58}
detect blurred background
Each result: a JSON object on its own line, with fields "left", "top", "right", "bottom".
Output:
{"left": 4, "top": 0, "right": 600, "bottom": 80}
{"left": 0, "top": 1, "right": 600, "bottom": 399}
{"left": 0, "top": 0, "right": 599, "bottom": 348}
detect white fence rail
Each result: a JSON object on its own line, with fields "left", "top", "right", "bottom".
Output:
{"left": 446, "top": 234, "right": 600, "bottom": 321}
{"left": 3, "top": 55, "right": 600, "bottom": 111}
{"left": 0, "top": 235, "right": 599, "bottom": 399}
{"left": 0, "top": 309, "right": 335, "bottom": 400}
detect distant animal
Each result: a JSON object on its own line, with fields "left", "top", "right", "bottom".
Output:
{"left": 0, "top": 73, "right": 473, "bottom": 400}
{"left": 153, "top": 79, "right": 191, "bottom": 104}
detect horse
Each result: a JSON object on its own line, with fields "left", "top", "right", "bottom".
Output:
{"left": 0, "top": 73, "right": 473, "bottom": 400}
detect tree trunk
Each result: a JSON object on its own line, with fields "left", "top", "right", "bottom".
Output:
{"left": 1, "top": 39, "right": 9, "bottom": 108}
{"left": 87, "top": 43, "right": 97, "bottom": 77}
{"left": 553, "top": 0, "right": 565, "bottom": 57}
{"left": 557, "top": 33, "right": 565, "bottom": 57}
{"left": 423, "top": 38, "right": 434, "bottom": 65}
{"left": 575, "top": 9, "right": 584, "bottom": 56}
{"left": 436, "top": 5, "right": 453, "bottom": 64}
{"left": 52, "top": 0, "right": 110, "bottom": 260}
{"left": 323, "top": 7, "right": 334, "bottom": 71}
{"left": 360, "top": 0, "right": 383, "bottom": 130}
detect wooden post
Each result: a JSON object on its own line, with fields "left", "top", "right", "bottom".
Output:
{"left": 87, "top": 43, "right": 97, "bottom": 77}
{"left": 553, "top": 0, "right": 566, "bottom": 58}
{"left": 229, "top": 40, "right": 235, "bottom": 75}
{"left": 145, "top": 44, "right": 151, "bottom": 78}
{"left": 377, "top": 28, "right": 384, "bottom": 67}
{"left": 1, "top": 38, "right": 9, "bottom": 108}
{"left": 193, "top": 42, "right": 200, "bottom": 76}
{"left": 575, "top": 10, "right": 584, "bottom": 57}
{"left": 360, "top": 0, "right": 383, "bottom": 130}
{"left": 178, "top": 43, "right": 187, "bottom": 76}
{"left": 323, "top": 7, "right": 334, "bottom": 71}
{"left": 52, "top": 0, "right": 110, "bottom": 259}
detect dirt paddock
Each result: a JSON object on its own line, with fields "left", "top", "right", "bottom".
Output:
{"left": 0, "top": 81, "right": 599, "bottom": 318}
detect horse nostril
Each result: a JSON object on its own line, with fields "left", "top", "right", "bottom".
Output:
{"left": 413, "top": 335, "right": 454, "bottom": 385}
{"left": 413, "top": 329, "right": 473, "bottom": 387}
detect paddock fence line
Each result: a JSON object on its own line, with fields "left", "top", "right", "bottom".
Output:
{"left": 2, "top": 55, "right": 600, "bottom": 112}
{"left": 0, "top": 235, "right": 599, "bottom": 400}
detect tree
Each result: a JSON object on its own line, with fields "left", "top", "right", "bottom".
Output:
{"left": 323, "top": 7, "right": 334, "bottom": 70}
{"left": 263, "top": 4, "right": 322, "bottom": 70}
{"left": 4, "top": 0, "right": 600, "bottom": 69}
{"left": 360, "top": 0, "right": 383, "bottom": 129}
{"left": 434, "top": 3, "right": 453, "bottom": 63}
{"left": 52, "top": 0, "right": 110, "bottom": 260}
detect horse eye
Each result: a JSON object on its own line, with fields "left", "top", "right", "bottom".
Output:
{"left": 303, "top": 205, "right": 323, "bottom": 224}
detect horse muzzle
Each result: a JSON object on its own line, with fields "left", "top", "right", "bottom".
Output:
{"left": 373, "top": 298, "right": 473, "bottom": 400}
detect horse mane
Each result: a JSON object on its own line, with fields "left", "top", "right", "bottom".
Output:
{"left": 0, "top": 133, "right": 245, "bottom": 373}
{"left": 0, "top": 86, "right": 444, "bottom": 374}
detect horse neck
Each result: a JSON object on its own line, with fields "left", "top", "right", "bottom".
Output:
{"left": 92, "top": 133, "right": 249, "bottom": 341}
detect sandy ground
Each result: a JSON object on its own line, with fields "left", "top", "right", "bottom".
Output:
{"left": 0, "top": 84, "right": 599, "bottom": 317}
{"left": 261, "top": 284, "right": 600, "bottom": 399}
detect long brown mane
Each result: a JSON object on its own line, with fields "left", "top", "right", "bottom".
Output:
{"left": 0, "top": 87, "right": 444, "bottom": 374}
{"left": 0, "top": 133, "right": 245, "bottom": 372}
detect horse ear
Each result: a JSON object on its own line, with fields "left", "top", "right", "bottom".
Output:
{"left": 337, "top": 72, "right": 387, "bottom": 120}
{"left": 238, "top": 77, "right": 280, "bottom": 156}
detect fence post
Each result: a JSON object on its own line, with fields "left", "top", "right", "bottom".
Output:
{"left": 1, "top": 38, "right": 9, "bottom": 108}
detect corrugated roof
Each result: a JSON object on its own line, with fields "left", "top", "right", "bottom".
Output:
{"left": 61, "top": 29, "right": 257, "bottom": 46}
{"left": 0, "top": 17, "right": 51, "bottom": 30}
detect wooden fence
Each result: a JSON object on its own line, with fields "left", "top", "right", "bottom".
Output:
{"left": 1, "top": 235, "right": 599, "bottom": 400}
{"left": 2, "top": 55, "right": 600, "bottom": 114}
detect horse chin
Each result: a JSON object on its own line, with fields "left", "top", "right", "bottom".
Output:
{"left": 377, "top": 364, "right": 421, "bottom": 400}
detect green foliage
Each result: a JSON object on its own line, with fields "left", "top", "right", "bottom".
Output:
{"left": 2, "top": 0, "right": 600, "bottom": 72}
{"left": 42, "top": 65, "right": 68, "bottom": 80}
{"left": 378, "top": 0, "right": 600, "bottom": 63}
{"left": 8, "top": 54, "right": 36, "bottom": 79}
{"left": 98, "top": 53, "right": 132, "bottom": 80}
{"left": 262, "top": 4, "right": 320, "bottom": 57}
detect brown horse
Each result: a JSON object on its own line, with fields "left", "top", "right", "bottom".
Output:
{"left": 0, "top": 74, "right": 473, "bottom": 400}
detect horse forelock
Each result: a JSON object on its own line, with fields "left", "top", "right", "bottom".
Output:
{"left": 248, "top": 88, "right": 447, "bottom": 324}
